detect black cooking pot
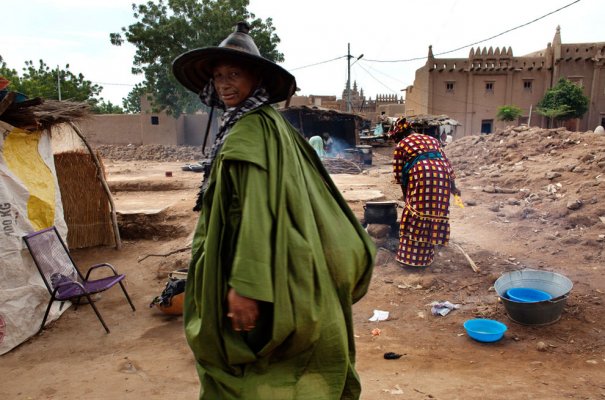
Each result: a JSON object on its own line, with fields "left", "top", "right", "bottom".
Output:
{"left": 363, "top": 201, "right": 399, "bottom": 225}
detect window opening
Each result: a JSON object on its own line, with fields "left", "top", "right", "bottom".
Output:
{"left": 523, "top": 80, "right": 533, "bottom": 92}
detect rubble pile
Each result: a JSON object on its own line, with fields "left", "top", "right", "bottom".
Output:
{"left": 447, "top": 126, "right": 605, "bottom": 237}
{"left": 95, "top": 144, "right": 204, "bottom": 162}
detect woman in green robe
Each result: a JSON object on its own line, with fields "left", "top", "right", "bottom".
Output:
{"left": 172, "top": 22, "right": 375, "bottom": 399}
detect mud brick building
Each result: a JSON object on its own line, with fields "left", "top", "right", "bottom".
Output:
{"left": 405, "top": 26, "right": 605, "bottom": 137}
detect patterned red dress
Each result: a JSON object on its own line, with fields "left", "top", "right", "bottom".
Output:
{"left": 392, "top": 133, "right": 455, "bottom": 267}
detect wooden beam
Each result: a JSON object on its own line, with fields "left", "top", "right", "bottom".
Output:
{"left": 0, "top": 91, "right": 15, "bottom": 116}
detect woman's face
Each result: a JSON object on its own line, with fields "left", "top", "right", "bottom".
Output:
{"left": 212, "top": 63, "right": 259, "bottom": 107}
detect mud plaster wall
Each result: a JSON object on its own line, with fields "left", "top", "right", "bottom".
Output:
{"left": 79, "top": 114, "right": 143, "bottom": 145}
{"left": 78, "top": 113, "right": 210, "bottom": 146}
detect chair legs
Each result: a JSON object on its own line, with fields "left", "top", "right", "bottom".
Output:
{"left": 39, "top": 285, "right": 136, "bottom": 334}
{"left": 39, "top": 299, "right": 55, "bottom": 333}
{"left": 86, "top": 294, "right": 111, "bottom": 333}
{"left": 118, "top": 281, "right": 137, "bottom": 312}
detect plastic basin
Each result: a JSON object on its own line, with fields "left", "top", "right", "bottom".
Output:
{"left": 463, "top": 319, "right": 507, "bottom": 343}
{"left": 506, "top": 287, "right": 553, "bottom": 303}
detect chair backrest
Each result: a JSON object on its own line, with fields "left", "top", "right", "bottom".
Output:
{"left": 23, "top": 227, "right": 82, "bottom": 293}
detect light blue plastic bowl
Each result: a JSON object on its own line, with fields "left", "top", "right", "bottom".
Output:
{"left": 506, "top": 287, "right": 552, "bottom": 303}
{"left": 463, "top": 319, "right": 507, "bottom": 343}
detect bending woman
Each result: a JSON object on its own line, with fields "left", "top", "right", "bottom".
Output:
{"left": 392, "top": 120, "right": 460, "bottom": 267}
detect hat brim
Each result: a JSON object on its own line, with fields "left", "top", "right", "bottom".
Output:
{"left": 172, "top": 47, "right": 296, "bottom": 104}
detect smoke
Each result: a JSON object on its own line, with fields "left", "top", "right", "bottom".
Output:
{"left": 326, "top": 137, "right": 351, "bottom": 158}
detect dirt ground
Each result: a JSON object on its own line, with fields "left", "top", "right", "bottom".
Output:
{"left": 2, "top": 127, "right": 605, "bottom": 400}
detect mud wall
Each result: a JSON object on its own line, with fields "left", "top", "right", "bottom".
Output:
{"left": 78, "top": 113, "right": 210, "bottom": 147}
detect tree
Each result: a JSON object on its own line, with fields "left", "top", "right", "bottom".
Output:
{"left": 0, "top": 57, "right": 103, "bottom": 104}
{"left": 537, "top": 78, "right": 589, "bottom": 126}
{"left": 110, "top": 0, "right": 284, "bottom": 116}
{"left": 91, "top": 100, "right": 125, "bottom": 114}
{"left": 19, "top": 60, "right": 102, "bottom": 102}
{"left": 535, "top": 104, "right": 572, "bottom": 126}
{"left": 0, "top": 57, "right": 21, "bottom": 89}
{"left": 121, "top": 82, "right": 148, "bottom": 114}
{"left": 496, "top": 105, "right": 523, "bottom": 122}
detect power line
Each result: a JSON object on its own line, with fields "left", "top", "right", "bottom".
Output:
{"left": 354, "top": 62, "right": 399, "bottom": 94}
{"left": 289, "top": 55, "right": 348, "bottom": 71}
{"left": 93, "top": 82, "right": 137, "bottom": 86}
{"left": 359, "top": 60, "right": 407, "bottom": 85}
{"left": 364, "top": 0, "right": 582, "bottom": 63}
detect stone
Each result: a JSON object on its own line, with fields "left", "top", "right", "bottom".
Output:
{"left": 516, "top": 207, "right": 536, "bottom": 220}
{"left": 545, "top": 171, "right": 561, "bottom": 180}
{"left": 367, "top": 224, "right": 391, "bottom": 239}
{"left": 507, "top": 198, "right": 521, "bottom": 206}
{"left": 566, "top": 200, "right": 583, "bottom": 210}
{"left": 488, "top": 203, "right": 501, "bottom": 212}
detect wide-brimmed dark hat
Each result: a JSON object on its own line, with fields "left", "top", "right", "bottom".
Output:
{"left": 172, "top": 21, "right": 296, "bottom": 104}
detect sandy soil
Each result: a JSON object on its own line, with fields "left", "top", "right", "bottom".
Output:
{"left": 2, "top": 128, "right": 605, "bottom": 400}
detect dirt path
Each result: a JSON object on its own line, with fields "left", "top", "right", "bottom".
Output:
{"left": 1, "top": 136, "right": 604, "bottom": 399}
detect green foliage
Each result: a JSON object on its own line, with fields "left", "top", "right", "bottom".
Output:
{"left": 122, "top": 83, "right": 148, "bottom": 113}
{"left": 496, "top": 105, "right": 523, "bottom": 122}
{"left": 12, "top": 59, "right": 101, "bottom": 102}
{"left": 0, "top": 57, "right": 131, "bottom": 113}
{"left": 91, "top": 100, "right": 125, "bottom": 114}
{"left": 1, "top": 56, "right": 103, "bottom": 108}
{"left": 0, "top": 57, "right": 21, "bottom": 88}
{"left": 537, "top": 78, "right": 589, "bottom": 123}
{"left": 110, "top": 0, "right": 283, "bottom": 116}
{"left": 535, "top": 105, "right": 572, "bottom": 125}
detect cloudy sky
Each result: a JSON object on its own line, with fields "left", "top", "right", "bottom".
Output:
{"left": 1, "top": 0, "right": 601, "bottom": 106}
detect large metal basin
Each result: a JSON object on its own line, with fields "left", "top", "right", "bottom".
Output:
{"left": 494, "top": 269, "right": 573, "bottom": 326}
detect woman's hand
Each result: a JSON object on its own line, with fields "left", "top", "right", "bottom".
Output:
{"left": 227, "top": 288, "right": 259, "bottom": 332}
{"left": 451, "top": 186, "right": 461, "bottom": 196}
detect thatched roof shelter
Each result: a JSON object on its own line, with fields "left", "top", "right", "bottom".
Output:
{"left": 0, "top": 91, "right": 119, "bottom": 249}
{"left": 0, "top": 92, "right": 90, "bottom": 131}
{"left": 279, "top": 105, "right": 364, "bottom": 148}
{"left": 405, "top": 114, "right": 461, "bottom": 140}
{"left": 406, "top": 114, "right": 461, "bottom": 128}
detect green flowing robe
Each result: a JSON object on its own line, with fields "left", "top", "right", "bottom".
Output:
{"left": 184, "top": 105, "right": 375, "bottom": 399}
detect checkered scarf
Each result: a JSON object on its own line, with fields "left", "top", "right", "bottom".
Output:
{"left": 194, "top": 82, "right": 270, "bottom": 211}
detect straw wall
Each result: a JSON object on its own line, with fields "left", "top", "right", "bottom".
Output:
{"left": 54, "top": 151, "right": 115, "bottom": 248}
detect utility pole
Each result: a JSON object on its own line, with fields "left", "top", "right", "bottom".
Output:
{"left": 57, "top": 65, "right": 62, "bottom": 101}
{"left": 346, "top": 44, "right": 363, "bottom": 113}
{"left": 347, "top": 43, "right": 351, "bottom": 113}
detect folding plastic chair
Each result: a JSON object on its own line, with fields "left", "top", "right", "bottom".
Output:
{"left": 23, "top": 226, "right": 136, "bottom": 333}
